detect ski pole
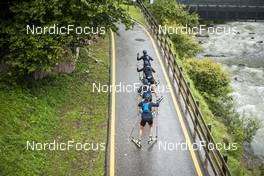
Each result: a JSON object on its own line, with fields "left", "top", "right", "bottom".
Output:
{"left": 129, "top": 109, "right": 140, "bottom": 138}
{"left": 136, "top": 63, "right": 141, "bottom": 82}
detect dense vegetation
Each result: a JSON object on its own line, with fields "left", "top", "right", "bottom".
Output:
{"left": 144, "top": 0, "right": 261, "bottom": 175}
{"left": 0, "top": 0, "right": 133, "bottom": 80}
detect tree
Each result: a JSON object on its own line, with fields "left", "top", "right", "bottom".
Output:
{"left": 0, "top": 0, "right": 133, "bottom": 79}
{"left": 147, "top": 0, "right": 200, "bottom": 59}
{"left": 147, "top": 0, "right": 199, "bottom": 27}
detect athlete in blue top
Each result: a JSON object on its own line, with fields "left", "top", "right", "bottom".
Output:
{"left": 136, "top": 94, "right": 162, "bottom": 146}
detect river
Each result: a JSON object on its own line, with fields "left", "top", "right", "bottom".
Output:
{"left": 196, "top": 22, "right": 264, "bottom": 158}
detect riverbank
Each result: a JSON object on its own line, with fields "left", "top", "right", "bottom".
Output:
{"left": 196, "top": 21, "right": 264, "bottom": 168}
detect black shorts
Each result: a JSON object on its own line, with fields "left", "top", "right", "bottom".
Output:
{"left": 140, "top": 113, "right": 153, "bottom": 127}
{"left": 148, "top": 77, "right": 155, "bottom": 85}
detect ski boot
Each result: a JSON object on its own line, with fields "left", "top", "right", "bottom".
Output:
{"left": 148, "top": 136, "right": 154, "bottom": 144}
{"left": 148, "top": 136, "right": 157, "bottom": 146}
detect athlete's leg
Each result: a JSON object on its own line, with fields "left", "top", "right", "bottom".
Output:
{"left": 139, "top": 118, "right": 146, "bottom": 140}
{"left": 149, "top": 124, "right": 153, "bottom": 137}
{"left": 148, "top": 118, "right": 154, "bottom": 137}
{"left": 139, "top": 125, "right": 144, "bottom": 139}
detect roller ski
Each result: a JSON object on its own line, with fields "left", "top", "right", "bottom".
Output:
{"left": 130, "top": 137, "right": 142, "bottom": 148}
{"left": 148, "top": 136, "right": 157, "bottom": 147}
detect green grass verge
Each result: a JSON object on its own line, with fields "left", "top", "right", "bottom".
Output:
{"left": 121, "top": 4, "right": 146, "bottom": 25}
{"left": 0, "top": 36, "right": 109, "bottom": 176}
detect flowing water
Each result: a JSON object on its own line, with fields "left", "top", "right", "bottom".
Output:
{"left": 196, "top": 22, "right": 264, "bottom": 157}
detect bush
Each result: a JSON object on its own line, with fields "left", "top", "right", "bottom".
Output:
{"left": 147, "top": 0, "right": 201, "bottom": 59}
{"left": 184, "top": 58, "right": 231, "bottom": 97}
{"left": 170, "top": 33, "right": 201, "bottom": 58}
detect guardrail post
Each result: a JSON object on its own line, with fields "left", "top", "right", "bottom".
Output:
{"left": 196, "top": 101, "right": 200, "bottom": 115}
{"left": 222, "top": 155, "right": 228, "bottom": 175}
{"left": 178, "top": 67, "right": 183, "bottom": 95}
{"left": 204, "top": 124, "right": 212, "bottom": 170}
{"left": 222, "top": 137, "right": 229, "bottom": 175}
{"left": 193, "top": 101, "right": 199, "bottom": 139}
{"left": 185, "top": 82, "right": 190, "bottom": 115}
{"left": 207, "top": 124, "right": 212, "bottom": 142}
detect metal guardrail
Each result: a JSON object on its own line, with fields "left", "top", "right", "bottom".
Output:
{"left": 177, "top": 0, "right": 264, "bottom": 20}
{"left": 177, "top": 0, "right": 264, "bottom": 5}
{"left": 136, "top": 1, "right": 232, "bottom": 175}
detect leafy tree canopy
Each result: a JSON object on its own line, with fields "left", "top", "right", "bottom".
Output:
{"left": 147, "top": 0, "right": 199, "bottom": 27}
{"left": 0, "top": 0, "right": 133, "bottom": 79}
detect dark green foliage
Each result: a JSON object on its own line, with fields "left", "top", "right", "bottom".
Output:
{"left": 147, "top": 0, "right": 199, "bottom": 27}
{"left": 184, "top": 59, "right": 231, "bottom": 97}
{"left": 0, "top": 0, "right": 133, "bottom": 79}
{"left": 147, "top": 0, "right": 201, "bottom": 59}
{"left": 170, "top": 33, "right": 201, "bottom": 58}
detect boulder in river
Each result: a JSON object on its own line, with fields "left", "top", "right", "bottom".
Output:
{"left": 238, "top": 63, "right": 246, "bottom": 67}
{"left": 243, "top": 142, "right": 264, "bottom": 170}
{"left": 195, "top": 34, "right": 209, "bottom": 37}
{"left": 234, "top": 76, "right": 244, "bottom": 82}
{"left": 204, "top": 54, "right": 227, "bottom": 57}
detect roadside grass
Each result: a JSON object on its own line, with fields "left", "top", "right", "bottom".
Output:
{"left": 121, "top": 4, "right": 146, "bottom": 25}
{"left": 0, "top": 36, "right": 109, "bottom": 176}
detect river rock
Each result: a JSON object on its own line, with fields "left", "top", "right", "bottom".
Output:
{"left": 204, "top": 54, "right": 226, "bottom": 57}
{"left": 195, "top": 34, "right": 209, "bottom": 37}
{"left": 234, "top": 76, "right": 244, "bottom": 82}
{"left": 238, "top": 63, "right": 246, "bottom": 67}
{"left": 243, "top": 142, "right": 264, "bottom": 170}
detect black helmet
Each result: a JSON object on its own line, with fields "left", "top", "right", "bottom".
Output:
{"left": 143, "top": 50, "right": 147, "bottom": 55}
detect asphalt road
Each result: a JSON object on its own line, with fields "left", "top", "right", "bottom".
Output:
{"left": 114, "top": 24, "right": 201, "bottom": 176}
